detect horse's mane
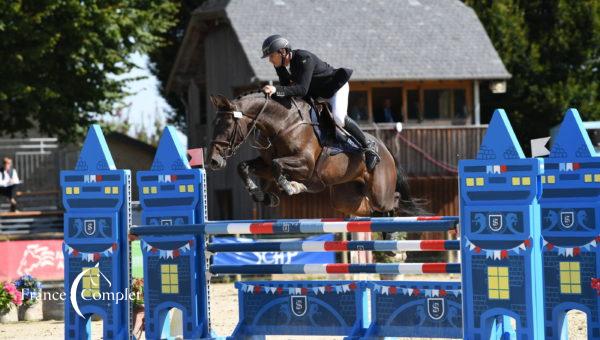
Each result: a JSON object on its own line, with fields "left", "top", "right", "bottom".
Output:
{"left": 234, "top": 90, "right": 266, "bottom": 100}
{"left": 233, "top": 90, "right": 293, "bottom": 109}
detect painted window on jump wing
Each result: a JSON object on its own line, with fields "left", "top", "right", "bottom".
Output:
{"left": 488, "top": 266, "right": 510, "bottom": 300}
{"left": 161, "top": 264, "right": 179, "bottom": 294}
{"left": 560, "top": 262, "right": 581, "bottom": 294}
{"left": 82, "top": 267, "right": 100, "bottom": 298}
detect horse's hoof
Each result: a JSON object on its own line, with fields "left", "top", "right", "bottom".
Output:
{"left": 264, "top": 193, "right": 280, "bottom": 207}
{"left": 250, "top": 188, "right": 265, "bottom": 202}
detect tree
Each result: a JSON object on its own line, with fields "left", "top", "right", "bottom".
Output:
{"left": 147, "top": 0, "right": 205, "bottom": 131}
{"left": 465, "top": 0, "right": 599, "bottom": 144}
{"left": 0, "top": 0, "right": 177, "bottom": 141}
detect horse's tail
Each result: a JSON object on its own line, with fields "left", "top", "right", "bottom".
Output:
{"left": 394, "top": 165, "right": 429, "bottom": 217}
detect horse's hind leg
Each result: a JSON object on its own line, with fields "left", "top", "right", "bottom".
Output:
{"left": 330, "top": 182, "right": 372, "bottom": 216}
{"left": 365, "top": 140, "right": 397, "bottom": 213}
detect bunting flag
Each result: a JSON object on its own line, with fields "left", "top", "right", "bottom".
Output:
{"left": 239, "top": 282, "right": 358, "bottom": 296}
{"left": 464, "top": 237, "right": 531, "bottom": 260}
{"left": 558, "top": 162, "right": 580, "bottom": 171}
{"left": 370, "top": 283, "right": 461, "bottom": 298}
{"left": 591, "top": 278, "right": 600, "bottom": 295}
{"left": 63, "top": 242, "right": 117, "bottom": 262}
{"left": 141, "top": 239, "right": 193, "bottom": 259}
{"left": 486, "top": 165, "right": 507, "bottom": 174}
{"left": 542, "top": 236, "right": 600, "bottom": 257}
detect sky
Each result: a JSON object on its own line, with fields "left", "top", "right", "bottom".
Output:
{"left": 105, "top": 52, "right": 188, "bottom": 147}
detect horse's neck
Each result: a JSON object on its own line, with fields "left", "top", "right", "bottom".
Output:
{"left": 256, "top": 100, "right": 305, "bottom": 137}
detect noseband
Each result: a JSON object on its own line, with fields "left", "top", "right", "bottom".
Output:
{"left": 210, "top": 96, "right": 270, "bottom": 158}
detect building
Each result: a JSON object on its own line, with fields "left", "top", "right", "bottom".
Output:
{"left": 167, "top": 0, "right": 511, "bottom": 220}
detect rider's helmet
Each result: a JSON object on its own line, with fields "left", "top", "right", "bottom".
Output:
{"left": 261, "top": 35, "right": 291, "bottom": 58}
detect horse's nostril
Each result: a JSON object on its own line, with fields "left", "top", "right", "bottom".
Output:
{"left": 210, "top": 158, "right": 223, "bottom": 169}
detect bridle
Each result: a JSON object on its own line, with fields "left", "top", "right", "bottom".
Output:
{"left": 210, "top": 96, "right": 270, "bottom": 158}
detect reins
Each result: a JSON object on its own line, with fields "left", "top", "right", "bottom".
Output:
{"left": 211, "top": 96, "right": 270, "bottom": 158}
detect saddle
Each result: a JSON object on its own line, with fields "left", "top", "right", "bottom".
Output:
{"left": 305, "top": 98, "right": 362, "bottom": 155}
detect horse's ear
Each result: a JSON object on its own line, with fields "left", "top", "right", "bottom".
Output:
{"left": 209, "top": 95, "right": 218, "bottom": 108}
{"left": 210, "top": 94, "right": 235, "bottom": 110}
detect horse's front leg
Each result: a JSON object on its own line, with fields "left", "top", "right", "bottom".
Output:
{"left": 237, "top": 157, "right": 280, "bottom": 206}
{"left": 272, "top": 154, "right": 314, "bottom": 195}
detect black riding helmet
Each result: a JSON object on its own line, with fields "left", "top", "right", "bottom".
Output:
{"left": 261, "top": 35, "right": 291, "bottom": 58}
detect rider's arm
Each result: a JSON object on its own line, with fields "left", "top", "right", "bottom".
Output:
{"left": 275, "top": 66, "right": 291, "bottom": 86}
{"left": 274, "top": 54, "right": 316, "bottom": 97}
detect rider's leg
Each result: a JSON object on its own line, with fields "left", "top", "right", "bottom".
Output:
{"left": 329, "top": 82, "right": 380, "bottom": 171}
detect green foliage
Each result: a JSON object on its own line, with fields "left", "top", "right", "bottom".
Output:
{"left": 147, "top": 0, "right": 206, "bottom": 131}
{"left": 0, "top": 0, "right": 177, "bottom": 141}
{"left": 465, "top": 0, "right": 599, "bottom": 143}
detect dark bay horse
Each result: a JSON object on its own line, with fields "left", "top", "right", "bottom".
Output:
{"left": 206, "top": 92, "right": 420, "bottom": 217}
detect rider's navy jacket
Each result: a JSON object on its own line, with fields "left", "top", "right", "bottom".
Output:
{"left": 274, "top": 49, "right": 353, "bottom": 99}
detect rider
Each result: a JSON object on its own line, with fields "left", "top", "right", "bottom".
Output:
{"left": 260, "top": 34, "right": 381, "bottom": 171}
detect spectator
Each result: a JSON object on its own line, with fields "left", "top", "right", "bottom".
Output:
{"left": 0, "top": 157, "right": 20, "bottom": 212}
{"left": 381, "top": 98, "right": 396, "bottom": 122}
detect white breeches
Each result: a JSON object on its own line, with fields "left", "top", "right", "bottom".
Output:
{"left": 327, "top": 82, "right": 349, "bottom": 127}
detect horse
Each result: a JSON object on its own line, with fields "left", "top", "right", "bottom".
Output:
{"left": 206, "top": 92, "right": 421, "bottom": 217}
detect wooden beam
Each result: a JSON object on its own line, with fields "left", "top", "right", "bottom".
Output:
{"left": 402, "top": 87, "right": 408, "bottom": 123}
{"left": 465, "top": 82, "right": 473, "bottom": 125}
{"left": 367, "top": 88, "right": 374, "bottom": 122}
{"left": 419, "top": 86, "right": 424, "bottom": 121}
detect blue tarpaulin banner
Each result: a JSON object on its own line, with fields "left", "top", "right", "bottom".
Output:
{"left": 212, "top": 234, "right": 335, "bottom": 265}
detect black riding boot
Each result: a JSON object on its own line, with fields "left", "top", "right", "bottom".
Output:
{"left": 344, "top": 116, "right": 381, "bottom": 171}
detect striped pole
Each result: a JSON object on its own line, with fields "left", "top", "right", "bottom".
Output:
{"left": 210, "top": 263, "right": 461, "bottom": 275}
{"left": 210, "top": 216, "right": 458, "bottom": 224}
{"left": 207, "top": 240, "right": 460, "bottom": 253}
{"left": 205, "top": 217, "right": 458, "bottom": 235}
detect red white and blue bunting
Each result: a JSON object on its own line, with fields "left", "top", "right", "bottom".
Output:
{"left": 64, "top": 243, "right": 117, "bottom": 262}
{"left": 239, "top": 282, "right": 358, "bottom": 295}
{"left": 141, "top": 239, "right": 193, "bottom": 259}
{"left": 543, "top": 236, "right": 600, "bottom": 257}
{"left": 371, "top": 283, "right": 461, "bottom": 297}
{"left": 464, "top": 238, "right": 532, "bottom": 260}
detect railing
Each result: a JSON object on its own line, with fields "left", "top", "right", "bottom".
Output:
{"left": 362, "top": 124, "right": 488, "bottom": 176}
{"left": 0, "top": 138, "right": 58, "bottom": 154}
{"left": 0, "top": 138, "right": 77, "bottom": 199}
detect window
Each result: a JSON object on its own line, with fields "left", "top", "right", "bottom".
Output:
{"left": 161, "top": 264, "right": 179, "bottom": 294}
{"left": 424, "top": 89, "right": 467, "bottom": 120}
{"left": 407, "top": 90, "right": 420, "bottom": 120}
{"left": 372, "top": 87, "right": 402, "bottom": 123}
{"left": 348, "top": 91, "right": 368, "bottom": 122}
{"left": 424, "top": 90, "right": 451, "bottom": 119}
{"left": 82, "top": 267, "right": 100, "bottom": 298}
{"left": 454, "top": 89, "right": 467, "bottom": 118}
{"left": 560, "top": 262, "right": 581, "bottom": 294}
{"left": 488, "top": 266, "right": 510, "bottom": 300}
